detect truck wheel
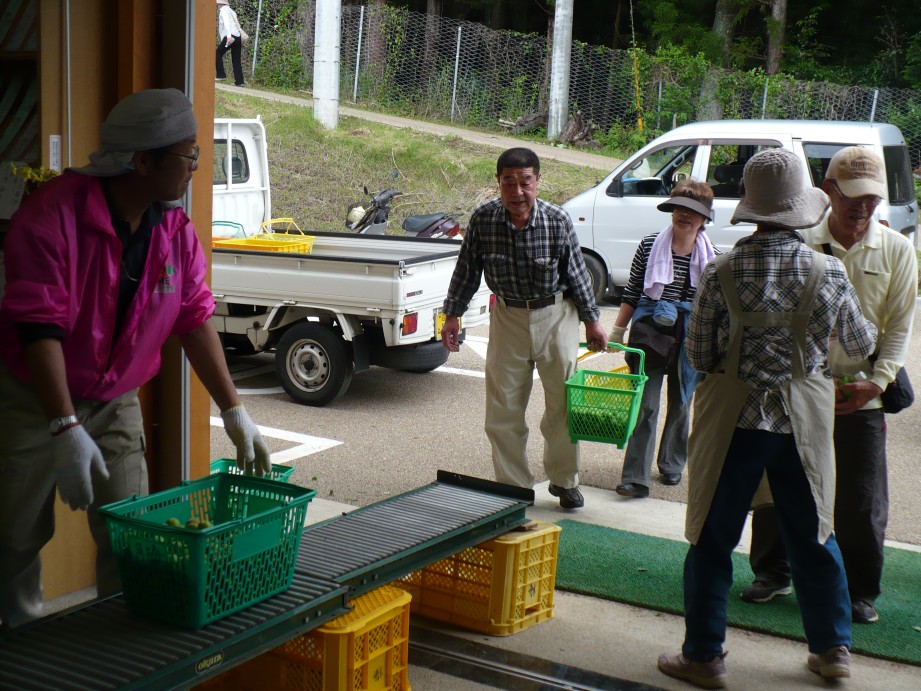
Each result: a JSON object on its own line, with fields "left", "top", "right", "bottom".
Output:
{"left": 275, "top": 322, "right": 354, "bottom": 406}
{"left": 369, "top": 340, "right": 449, "bottom": 373}
{"left": 582, "top": 252, "right": 607, "bottom": 303}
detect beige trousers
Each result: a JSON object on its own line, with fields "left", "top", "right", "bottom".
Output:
{"left": 0, "top": 363, "right": 147, "bottom": 628}
{"left": 485, "top": 298, "right": 581, "bottom": 488}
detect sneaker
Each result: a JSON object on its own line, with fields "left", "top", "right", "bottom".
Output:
{"left": 215, "top": 76, "right": 226, "bottom": 81}
{"left": 807, "top": 645, "right": 850, "bottom": 679}
{"left": 852, "top": 599, "right": 879, "bottom": 624}
{"left": 740, "top": 578, "right": 792, "bottom": 603}
{"left": 615, "top": 482, "right": 649, "bottom": 498}
{"left": 548, "top": 484, "right": 584, "bottom": 509}
{"left": 658, "top": 652, "right": 728, "bottom": 689}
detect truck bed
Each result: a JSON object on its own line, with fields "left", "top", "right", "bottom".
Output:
{"left": 211, "top": 230, "right": 485, "bottom": 320}
{"left": 213, "top": 230, "right": 464, "bottom": 265}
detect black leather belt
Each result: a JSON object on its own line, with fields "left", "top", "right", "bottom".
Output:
{"left": 500, "top": 292, "right": 568, "bottom": 310}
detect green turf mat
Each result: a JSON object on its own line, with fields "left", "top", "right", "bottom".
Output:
{"left": 554, "top": 519, "right": 921, "bottom": 666}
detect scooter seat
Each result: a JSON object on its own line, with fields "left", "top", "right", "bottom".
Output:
{"left": 402, "top": 213, "right": 446, "bottom": 234}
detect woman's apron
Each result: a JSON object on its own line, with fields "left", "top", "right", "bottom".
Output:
{"left": 685, "top": 252, "right": 836, "bottom": 545}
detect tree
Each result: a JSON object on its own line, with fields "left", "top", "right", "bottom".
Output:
{"left": 711, "top": 0, "right": 738, "bottom": 68}
{"left": 765, "top": 0, "right": 787, "bottom": 75}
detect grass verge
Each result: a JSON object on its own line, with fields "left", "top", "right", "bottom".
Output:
{"left": 215, "top": 90, "right": 606, "bottom": 233}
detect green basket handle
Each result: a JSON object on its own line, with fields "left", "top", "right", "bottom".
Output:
{"left": 578, "top": 341, "right": 646, "bottom": 376}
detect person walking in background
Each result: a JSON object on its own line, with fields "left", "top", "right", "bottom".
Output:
{"left": 658, "top": 149, "right": 877, "bottom": 688}
{"left": 607, "top": 180, "right": 715, "bottom": 498}
{"left": 0, "top": 89, "right": 270, "bottom": 629}
{"left": 216, "top": 0, "right": 247, "bottom": 87}
{"left": 740, "top": 147, "right": 917, "bottom": 624}
{"left": 440, "top": 147, "right": 607, "bottom": 510}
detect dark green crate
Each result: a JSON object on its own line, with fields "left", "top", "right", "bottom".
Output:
{"left": 210, "top": 457, "right": 295, "bottom": 482}
{"left": 99, "top": 473, "right": 315, "bottom": 629}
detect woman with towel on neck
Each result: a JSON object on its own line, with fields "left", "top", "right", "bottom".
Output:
{"left": 607, "top": 180, "right": 716, "bottom": 498}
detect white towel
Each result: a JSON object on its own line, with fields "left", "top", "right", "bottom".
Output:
{"left": 643, "top": 225, "right": 716, "bottom": 300}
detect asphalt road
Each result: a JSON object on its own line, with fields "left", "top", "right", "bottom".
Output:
{"left": 211, "top": 300, "right": 921, "bottom": 548}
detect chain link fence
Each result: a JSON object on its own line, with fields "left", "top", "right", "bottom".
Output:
{"left": 232, "top": 2, "right": 921, "bottom": 170}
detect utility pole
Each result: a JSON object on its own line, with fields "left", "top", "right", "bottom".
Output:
{"left": 547, "top": 0, "right": 574, "bottom": 141}
{"left": 313, "top": 0, "right": 341, "bottom": 129}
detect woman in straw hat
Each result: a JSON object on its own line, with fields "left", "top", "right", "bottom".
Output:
{"left": 658, "top": 148, "right": 877, "bottom": 688}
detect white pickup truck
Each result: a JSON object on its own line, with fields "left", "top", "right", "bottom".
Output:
{"left": 210, "top": 118, "right": 492, "bottom": 406}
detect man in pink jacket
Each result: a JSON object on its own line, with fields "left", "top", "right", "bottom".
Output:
{"left": 0, "top": 88, "right": 270, "bottom": 628}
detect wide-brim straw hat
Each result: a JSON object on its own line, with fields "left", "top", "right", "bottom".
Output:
{"left": 730, "top": 149, "right": 829, "bottom": 230}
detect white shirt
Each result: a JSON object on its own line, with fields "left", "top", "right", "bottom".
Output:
{"left": 218, "top": 5, "right": 242, "bottom": 40}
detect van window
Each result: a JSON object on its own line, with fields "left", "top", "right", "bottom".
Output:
{"left": 610, "top": 144, "right": 696, "bottom": 197}
{"left": 802, "top": 143, "right": 854, "bottom": 186}
{"left": 704, "top": 144, "right": 778, "bottom": 199}
{"left": 213, "top": 140, "right": 250, "bottom": 185}
{"left": 883, "top": 145, "right": 915, "bottom": 205}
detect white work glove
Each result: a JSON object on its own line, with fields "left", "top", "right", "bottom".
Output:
{"left": 52, "top": 425, "right": 109, "bottom": 511}
{"left": 608, "top": 325, "right": 627, "bottom": 346}
{"left": 221, "top": 405, "right": 271, "bottom": 477}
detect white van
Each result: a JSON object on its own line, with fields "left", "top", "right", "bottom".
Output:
{"left": 563, "top": 119, "right": 918, "bottom": 299}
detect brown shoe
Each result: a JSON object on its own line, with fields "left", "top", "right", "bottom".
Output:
{"left": 658, "top": 652, "right": 728, "bottom": 689}
{"left": 807, "top": 645, "right": 850, "bottom": 679}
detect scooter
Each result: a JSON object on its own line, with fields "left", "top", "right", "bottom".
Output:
{"left": 346, "top": 186, "right": 462, "bottom": 239}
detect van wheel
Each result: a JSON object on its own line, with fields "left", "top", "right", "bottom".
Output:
{"left": 582, "top": 253, "right": 607, "bottom": 303}
{"left": 369, "top": 341, "right": 450, "bottom": 373}
{"left": 275, "top": 322, "right": 354, "bottom": 406}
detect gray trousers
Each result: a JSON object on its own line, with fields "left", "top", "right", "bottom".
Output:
{"left": 0, "top": 364, "right": 147, "bottom": 628}
{"left": 620, "top": 363, "right": 689, "bottom": 486}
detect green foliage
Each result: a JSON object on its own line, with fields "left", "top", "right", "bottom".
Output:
{"left": 903, "top": 34, "right": 921, "bottom": 90}
{"left": 596, "top": 124, "right": 652, "bottom": 158}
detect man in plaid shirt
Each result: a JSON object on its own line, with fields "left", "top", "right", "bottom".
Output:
{"left": 441, "top": 147, "right": 607, "bottom": 509}
{"left": 658, "top": 148, "right": 877, "bottom": 688}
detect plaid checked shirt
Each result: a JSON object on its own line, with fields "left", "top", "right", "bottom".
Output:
{"left": 443, "top": 197, "right": 601, "bottom": 323}
{"left": 687, "top": 230, "right": 877, "bottom": 433}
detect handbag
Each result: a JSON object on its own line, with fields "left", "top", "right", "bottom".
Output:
{"left": 869, "top": 352, "right": 914, "bottom": 414}
{"left": 627, "top": 317, "right": 677, "bottom": 370}
{"left": 239, "top": 28, "right": 249, "bottom": 42}
{"left": 626, "top": 264, "right": 689, "bottom": 372}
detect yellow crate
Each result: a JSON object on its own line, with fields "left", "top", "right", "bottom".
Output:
{"left": 212, "top": 233, "right": 315, "bottom": 254}
{"left": 195, "top": 585, "right": 411, "bottom": 691}
{"left": 396, "top": 522, "right": 561, "bottom": 636}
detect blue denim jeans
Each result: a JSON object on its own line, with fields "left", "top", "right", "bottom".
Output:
{"left": 682, "top": 428, "right": 851, "bottom": 661}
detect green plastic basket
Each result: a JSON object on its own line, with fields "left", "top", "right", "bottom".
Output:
{"left": 99, "top": 473, "right": 316, "bottom": 629}
{"left": 566, "top": 343, "right": 648, "bottom": 448}
{"left": 210, "top": 457, "right": 295, "bottom": 483}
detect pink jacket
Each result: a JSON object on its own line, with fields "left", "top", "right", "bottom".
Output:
{"left": 0, "top": 172, "right": 215, "bottom": 401}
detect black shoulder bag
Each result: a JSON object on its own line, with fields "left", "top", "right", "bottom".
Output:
{"left": 626, "top": 268, "right": 689, "bottom": 373}
{"left": 821, "top": 243, "right": 913, "bottom": 414}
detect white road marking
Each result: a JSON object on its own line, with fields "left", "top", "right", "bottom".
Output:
{"left": 210, "top": 417, "right": 341, "bottom": 464}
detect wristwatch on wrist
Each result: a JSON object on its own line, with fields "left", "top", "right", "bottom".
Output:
{"left": 49, "top": 415, "right": 80, "bottom": 436}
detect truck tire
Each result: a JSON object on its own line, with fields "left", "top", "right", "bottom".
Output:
{"left": 369, "top": 340, "right": 449, "bottom": 373}
{"left": 275, "top": 322, "right": 354, "bottom": 406}
{"left": 582, "top": 252, "right": 607, "bottom": 304}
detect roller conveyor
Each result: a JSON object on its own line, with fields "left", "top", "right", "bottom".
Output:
{"left": 0, "top": 471, "right": 533, "bottom": 690}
